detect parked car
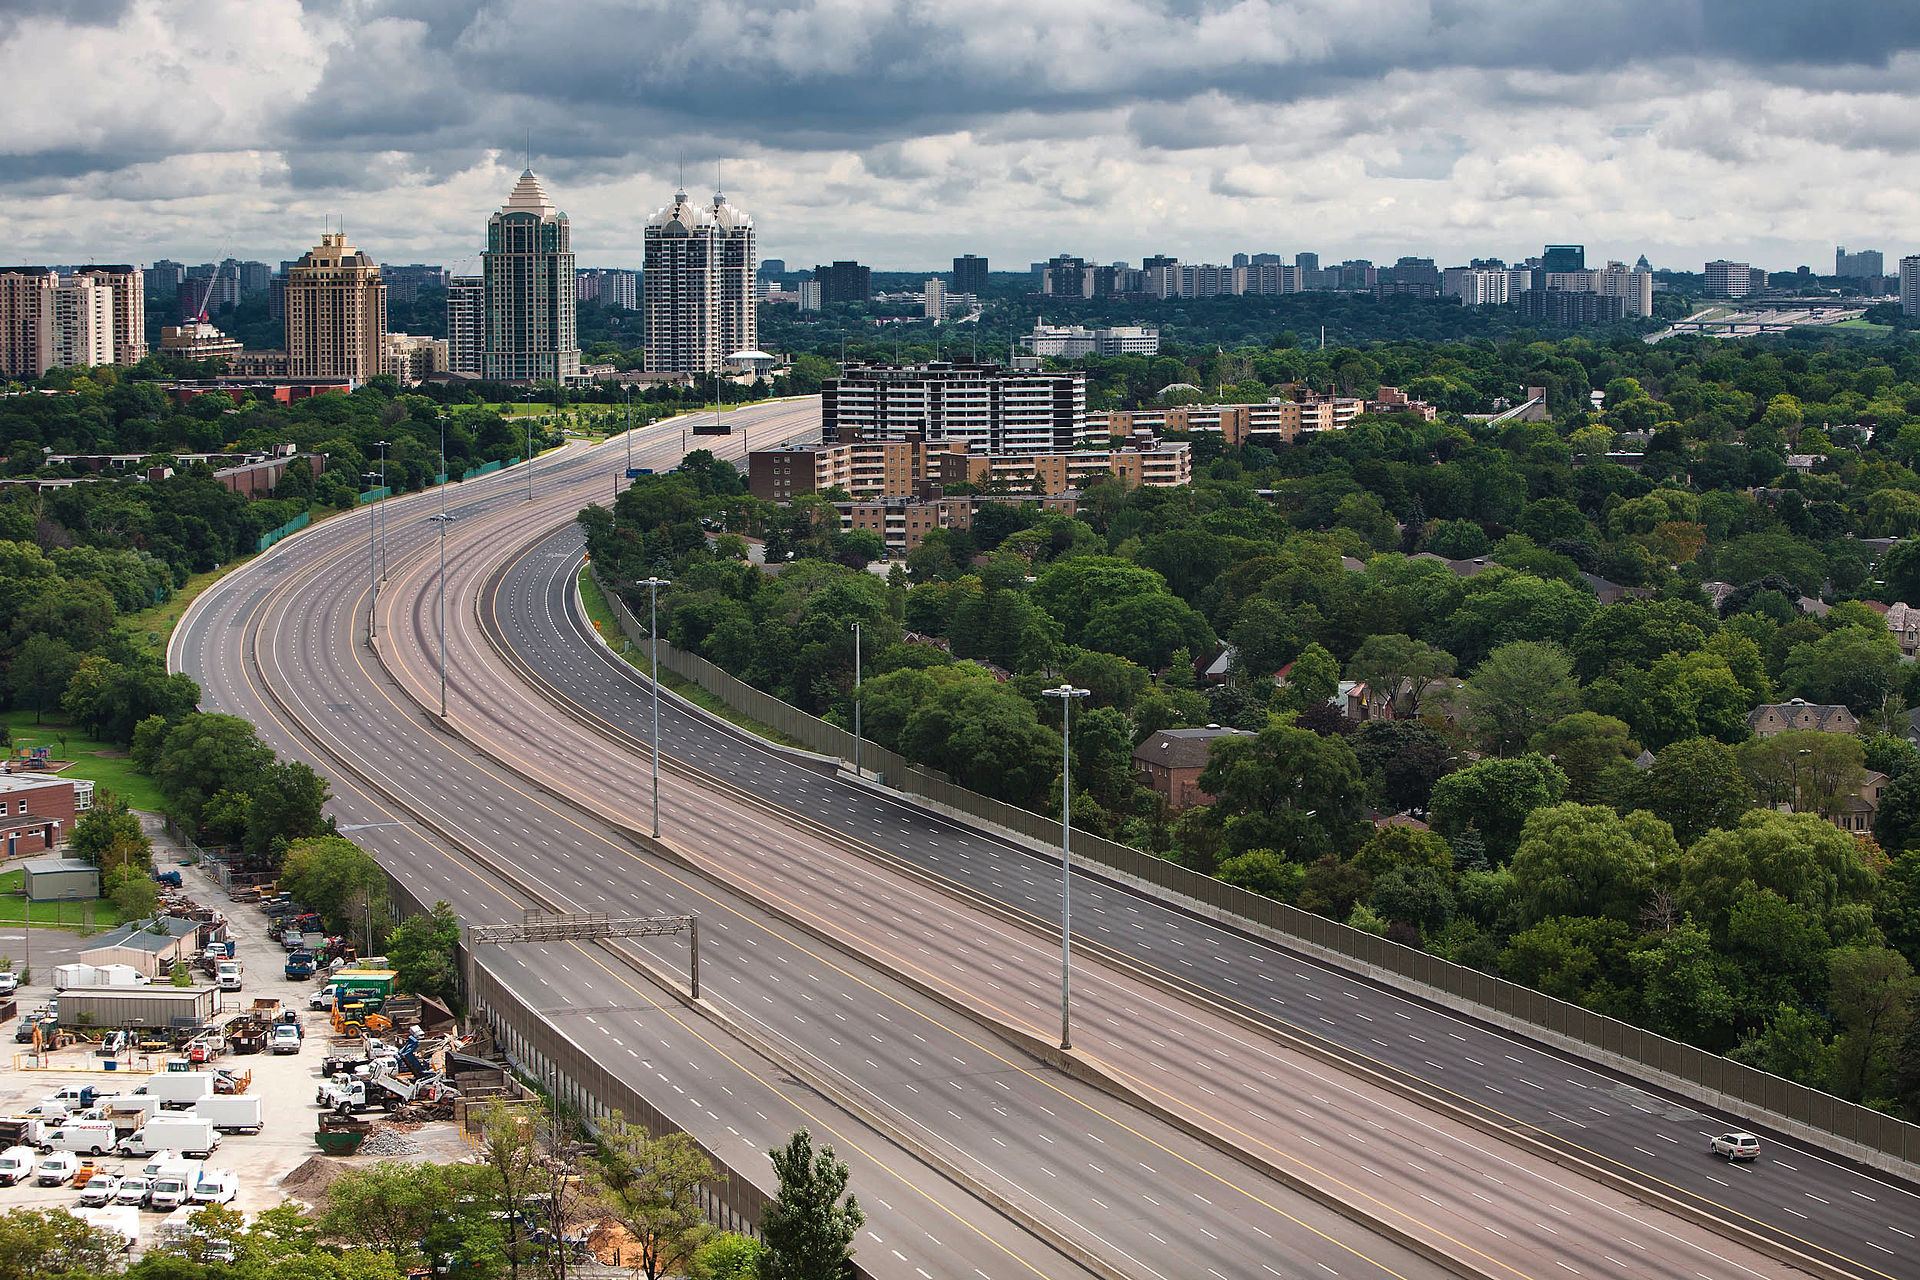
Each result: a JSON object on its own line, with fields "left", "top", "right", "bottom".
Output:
{"left": 113, "top": 1174, "right": 153, "bottom": 1207}
{"left": 269, "top": 1025, "right": 302, "bottom": 1055}
{"left": 77, "top": 1173, "right": 120, "bottom": 1206}
{"left": 1710, "top": 1132, "right": 1761, "bottom": 1160}
{"left": 34, "top": 1152, "right": 79, "bottom": 1186}
{"left": 0, "top": 972, "right": 18, "bottom": 996}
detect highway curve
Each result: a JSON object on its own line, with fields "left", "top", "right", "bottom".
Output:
{"left": 176, "top": 403, "right": 1457, "bottom": 1280}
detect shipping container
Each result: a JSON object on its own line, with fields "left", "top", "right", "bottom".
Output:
{"left": 55, "top": 987, "right": 217, "bottom": 1032}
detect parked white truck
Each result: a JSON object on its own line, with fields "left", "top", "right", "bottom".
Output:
{"left": 130, "top": 1072, "right": 214, "bottom": 1110}
{"left": 118, "top": 1116, "right": 220, "bottom": 1159}
{"left": 189, "top": 1095, "right": 262, "bottom": 1135}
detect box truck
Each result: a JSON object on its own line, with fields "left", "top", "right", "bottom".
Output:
{"left": 189, "top": 1095, "right": 262, "bottom": 1135}
{"left": 118, "top": 1116, "right": 219, "bottom": 1159}
{"left": 131, "top": 1072, "right": 214, "bottom": 1109}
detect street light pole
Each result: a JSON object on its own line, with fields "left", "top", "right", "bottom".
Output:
{"left": 373, "top": 440, "right": 391, "bottom": 583}
{"left": 622, "top": 385, "right": 632, "bottom": 504}
{"left": 430, "top": 513, "right": 456, "bottom": 717}
{"left": 851, "top": 620, "right": 862, "bottom": 776}
{"left": 639, "top": 576, "right": 672, "bottom": 838}
{"left": 1042, "top": 683, "right": 1090, "bottom": 1051}
{"left": 362, "top": 470, "right": 382, "bottom": 642}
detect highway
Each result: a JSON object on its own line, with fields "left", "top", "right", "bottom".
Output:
{"left": 173, "top": 403, "right": 1460, "bottom": 1280}
{"left": 369, "top": 402, "right": 1859, "bottom": 1280}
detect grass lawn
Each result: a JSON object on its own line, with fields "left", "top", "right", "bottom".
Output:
{"left": 1834, "top": 318, "right": 1895, "bottom": 333}
{"left": 575, "top": 569, "right": 813, "bottom": 752}
{"left": 2, "top": 711, "right": 167, "bottom": 813}
{"left": 0, "top": 871, "right": 124, "bottom": 931}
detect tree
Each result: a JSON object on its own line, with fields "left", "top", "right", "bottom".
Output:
{"left": 317, "top": 1160, "right": 500, "bottom": 1277}
{"left": 1030, "top": 556, "right": 1171, "bottom": 645}
{"left": 1679, "top": 810, "right": 1877, "bottom": 938}
{"left": 148, "top": 713, "right": 272, "bottom": 832}
{"left": 8, "top": 634, "right": 80, "bottom": 723}
{"left": 1273, "top": 643, "right": 1339, "bottom": 714}
{"left": 1427, "top": 754, "right": 1567, "bottom": 863}
{"left": 0, "top": 1208, "right": 127, "bottom": 1280}
{"left": 1345, "top": 633, "right": 1456, "bottom": 717}
{"left": 1509, "top": 804, "right": 1676, "bottom": 925}
{"left": 1729, "top": 1003, "right": 1835, "bottom": 1087}
{"left": 104, "top": 863, "right": 159, "bottom": 921}
{"left": 470, "top": 1101, "right": 554, "bottom": 1280}
{"left": 1196, "top": 717, "right": 1365, "bottom": 858}
{"left": 1736, "top": 730, "right": 1866, "bottom": 819}
{"left": 1631, "top": 917, "right": 1739, "bottom": 1049}
{"left": 1634, "top": 737, "right": 1752, "bottom": 847}
{"left": 1080, "top": 593, "right": 1215, "bottom": 669}
{"left": 1780, "top": 624, "right": 1902, "bottom": 720}
{"left": 1462, "top": 641, "right": 1578, "bottom": 756}
{"left": 1367, "top": 865, "right": 1454, "bottom": 936}
{"left": 760, "top": 1129, "right": 863, "bottom": 1280}
{"left": 898, "top": 679, "right": 1061, "bottom": 809}
{"left": 1528, "top": 712, "right": 1639, "bottom": 805}
{"left": 1826, "top": 947, "right": 1918, "bottom": 1100}
{"left": 688, "top": 1234, "right": 767, "bottom": 1280}
{"left": 1215, "top": 850, "right": 1303, "bottom": 901}
{"left": 280, "top": 836, "right": 388, "bottom": 949}
{"left": 386, "top": 901, "right": 462, "bottom": 1007}
{"left": 589, "top": 1118, "right": 718, "bottom": 1280}
{"left": 1497, "top": 915, "right": 1640, "bottom": 1013}
{"left": 244, "top": 761, "right": 331, "bottom": 861}
{"left": 1349, "top": 720, "right": 1454, "bottom": 813}
{"left": 66, "top": 799, "right": 150, "bottom": 872}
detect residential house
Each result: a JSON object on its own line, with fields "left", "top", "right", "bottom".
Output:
{"left": 1746, "top": 699, "right": 1860, "bottom": 737}
{"left": 1831, "top": 770, "right": 1889, "bottom": 834}
{"left": 1132, "top": 727, "right": 1249, "bottom": 810}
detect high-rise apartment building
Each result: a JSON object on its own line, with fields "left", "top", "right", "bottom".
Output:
{"left": 1836, "top": 247, "right": 1884, "bottom": 279}
{"left": 823, "top": 361, "right": 1091, "bottom": 455}
{"left": 811, "top": 260, "right": 870, "bottom": 305}
{"left": 643, "top": 187, "right": 757, "bottom": 374}
{"left": 1295, "top": 252, "right": 1319, "bottom": 274}
{"left": 0, "top": 266, "right": 146, "bottom": 377}
{"left": 145, "top": 260, "right": 185, "bottom": 297}
{"left": 1542, "top": 244, "right": 1586, "bottom": 274}
{"left": 576, "top": 268, "right": 640, "bottom": 310}
{"left": 481, "top": 170, "right": 580, "bottom": 382}
{"left": 72, "top": 266, "right": 145, "bottom": 364}
{"left": 1596, "top": 260, "right": 1654, "bottom": 317}
{"left": 758, "top": 259, "right": 787, "bottom": 278}
{"left": 1041, "top": 255, "right": 1092, "bottom": 298}
{"left": 924, "top": 277, "right": 946, "bottom": 321}
{"left": 235, "top": 261, "right": 273, "bottom": 294}
{"left": 1704, "top": 260, "right": 1767, "bottom": 298}
{"left": 952, "top": 254, "right": 989, "bottom": 295}
{"left": 1442, "top": 267, "right": 1510, "bottom": 307}
{"left": 283, "top": 232, "right": 387, "bottom": 381}
{"left": 381, "top": 263, "right": 449, "bottom": 303}
{"left": 1902, "top": 256, "right": 1920, "bottom": 318}
{"left": 446, "top": 275, "right": 483, "bottom": 376}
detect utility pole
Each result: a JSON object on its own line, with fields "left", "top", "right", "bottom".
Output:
{"left": 431, "top": 513, "right": 456, "bottom": 716}
{"left": 1041, "top": 683, "right": 1089, "bottom": 1051}
{"left": 638, "top": 577, "right": 671, "bottom": 838}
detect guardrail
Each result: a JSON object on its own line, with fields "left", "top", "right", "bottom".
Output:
{"left": 590, "top": 571, "right": 1920, "bottom": 1174}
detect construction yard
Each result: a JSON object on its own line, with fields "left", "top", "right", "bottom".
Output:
{"left": 0, "top": 855, "right": 506, "bottom": 1253}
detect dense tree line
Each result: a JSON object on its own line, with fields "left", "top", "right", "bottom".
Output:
{"left": 587, "top": 331, "right": 1920, "bottom": 1116}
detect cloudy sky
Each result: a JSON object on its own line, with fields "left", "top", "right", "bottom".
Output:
{"left": 4, "top": 0, "right": 1920, "bottom": 273}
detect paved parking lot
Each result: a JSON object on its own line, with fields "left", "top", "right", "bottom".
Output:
{"left": 0, "top": 856, "right": 467, "bottom": 1248}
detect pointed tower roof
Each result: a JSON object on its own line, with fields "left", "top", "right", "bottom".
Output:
{"left": 502, "top": 168, "right": 559, "bottom": 217}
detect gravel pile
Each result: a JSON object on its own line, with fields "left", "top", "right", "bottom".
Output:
{"left": 359, "top": 1128, "right": 422, "bottom": 1157}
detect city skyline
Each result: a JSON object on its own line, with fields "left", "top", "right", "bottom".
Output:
{"left": 5, "top": 3, "right": 1920, "bottom": 271}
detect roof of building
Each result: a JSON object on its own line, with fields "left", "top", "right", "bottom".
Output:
{"left": 82, "top": 917, "right": 199, "bottom": 955}
{"left": 1132, "top": 727, "right": 1248, "bottom": 770}
{"left": 0, "top": 773, "right": 72, "bottom": 795}
{"left": 1747, "top": 699, "right": 1857, "bottom": 731}
{"left": 648, "top": 189, "right": 712, "bottom": 231}
{"left": 711, "top": 192, "right": 752, "bottom": 232}
{"left": 21, "top": 858, "right": 95, "bottom": 876}
{"left": 500, "top": 169, "right": 561, "bottom": 219}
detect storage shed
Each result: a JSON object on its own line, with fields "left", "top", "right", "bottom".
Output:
{"left": 22, "top": 857, "right": 98, "bottom": 902}
{"left": 79, "top": 917, "right": 202, "bottom": 980}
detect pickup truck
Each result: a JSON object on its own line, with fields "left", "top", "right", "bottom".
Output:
{"left": 284, "top": 952, "right": 316, "bottom": 981}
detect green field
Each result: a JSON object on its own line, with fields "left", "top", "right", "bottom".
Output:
{"left": 0, "top": 870, "right": 124, "bottom": 931}
{"left": 1834, "top": 318, "right": 1895, "bottom": 333}
{"left": 2, "top": 712, "right": 167, "bottom": 814}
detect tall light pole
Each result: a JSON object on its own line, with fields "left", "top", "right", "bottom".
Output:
{"left": 621, "top": 385, "right": 633, "bottom": 504}
{"left": 638, "top": 576, "right": 671, "bottom": 838}
{"left": 850, "top": 620, "right": 862, "bottom": 776}
{"left": 362, "top": 470, "right": 382, "bottom": 642}
{"left": 373, "top": 440, "right": 391, "bottom": 582}
{"left": 1042, "top": 683, "right": 1089, "bottom": 1051}
{"left": 430, "top": 513, "right": 456, "bottom": 717}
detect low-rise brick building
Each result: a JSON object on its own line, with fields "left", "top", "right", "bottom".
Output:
{"left": 1131, "top": 727, "right": 1249, "bottom": 810}
{"left": 0, "top": 773, "right": 85, "bottom": 856}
